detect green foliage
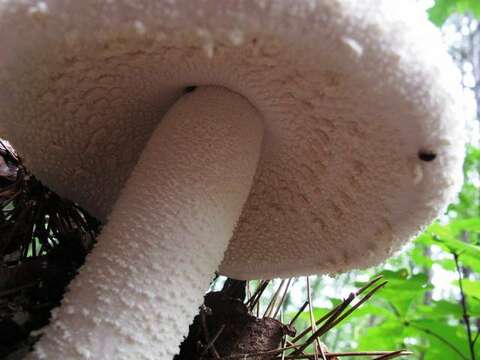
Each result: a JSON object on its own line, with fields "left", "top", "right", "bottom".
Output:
{"left": 429, "top": 0, "right": 480, "bottom": 26}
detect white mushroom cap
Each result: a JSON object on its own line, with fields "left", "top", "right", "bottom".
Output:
{"left": 0, "top": 1, "right": 467, "bottom": 358}
{"left": 0, "top": 0, "right": 464, "bottom": 281}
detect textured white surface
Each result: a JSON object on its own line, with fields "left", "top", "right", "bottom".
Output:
{"left": 0, "top": 0, "right": 466, "bottom": 358}
{"left": 26, "top": 87, "right": 264, "bottom": 359}
{"left": 0, "top": 0, "right": 465, "bottom": 280}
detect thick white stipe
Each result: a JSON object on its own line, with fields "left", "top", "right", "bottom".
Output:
{"left": 29, "top": 87, "right": 264, "bottom": 359}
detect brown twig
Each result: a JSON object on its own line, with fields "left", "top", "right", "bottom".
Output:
{"left": 290, "top": 275, "right": 384, "bottom": 344}
{"left": 273, "top": 278, "right": 292, "bottom": 319}
{"left": 200, "top": 306, "right": 221, "bottom": 360}
{"left": 265, "top": 280, "right": 287, "bottom": 318}
{"left": 291, "top": 302, "right": 346, "bottom": 343}
{"left": 213, "top": 344, "right": 302, "bottom": 359}
{"left": 372, "top": 349, "right": 410, "bottom": 359}
{"left": 356, "top": 275, "right": 384, "bottom": 296}
{"left": 200, "top": 324, "right": 225, "bottom": 359}
{"left": 292, "top": 280, "right": 387, "bottom": 355}
{"left": 317, "top": 281, "right": 388, "bottom": 337}
{"left": 289, "top": 301, "right": 309, "bottom": 327}
{"left": 306, "top": 277, "right": 324, "bottom": 360}
{"left": 453, "top": 252, "right": 476, "bottom": 360}
{"left": 246, "top": 280, "right": 269, "bottom": 311}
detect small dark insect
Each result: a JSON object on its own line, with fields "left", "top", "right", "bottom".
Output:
{"left": 184, "top": 86, "right": 197, "bottom": 93}
{"left": 418, "top": 149, "right": 437, "bottom": 162}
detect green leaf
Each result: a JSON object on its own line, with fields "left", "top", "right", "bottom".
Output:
{"left": 428, "top": 0, "right": 480, "bottom": 26}
{"left": 448, "top": 218, "right": 480, "bottom": 234}
{"left": 416, "top": 300, "right": 463, "bottom": 319}
{"left": 357, "top": 320, "right": 406, "bottom": 351}
{"left": 411, "top": 246, "right": 434, "bottom": 267}
{"left": 420, "top": 221, "right": 480, "bottom": 259}
{"left": 437, "top": 258, "right": 457, "bottom": 271}
{"left": 458, "top": 0, "right": 480, "bottom": 17}
{"left": 407, "top": 319, "right": 469, "bottom": 359}
{"left": 428, "top": 0, "right": 457, "bottom": 26}
{"left": 344, "top": 303, "right": 396, "bottom": 321}
{"left": 458, "top": 279, "right": 480, "bottom": 300}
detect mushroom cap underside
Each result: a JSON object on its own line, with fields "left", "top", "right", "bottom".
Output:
{"left": 0, "top": 0, "right": 465, "bottom": 279}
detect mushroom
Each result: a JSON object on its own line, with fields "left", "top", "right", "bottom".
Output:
{"left": 0, "top": 0, "right": 465, "bottom": 359}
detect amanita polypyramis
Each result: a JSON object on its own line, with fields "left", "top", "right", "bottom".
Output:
{"left": 0, "top": 0, "right": 465, "bottom": 358}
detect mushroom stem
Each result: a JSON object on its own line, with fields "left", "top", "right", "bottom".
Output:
{"left": 29, "top": 87, "right": 264, "bottom": 359}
